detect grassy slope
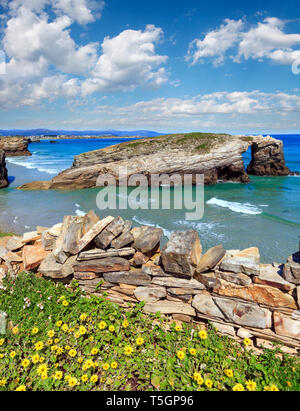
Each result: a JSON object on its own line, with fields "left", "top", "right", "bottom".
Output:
{"left": 0, "top": 273, "right": 299, "bottom": 392}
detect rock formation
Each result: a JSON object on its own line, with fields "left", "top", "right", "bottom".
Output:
{"left": 17, "top": 133, "right": 290, "bottom": 191}
{"left": 0, "top": 150, "right": 8, "bottom": 189}
{"left": 0, "top": 137, "right": 31, "bottom": 157}
{"left": 247, "top": 136, "right": 290, "bottom": 176}
{"left": 0, "top": 211, "right": 299, "bottom": 350}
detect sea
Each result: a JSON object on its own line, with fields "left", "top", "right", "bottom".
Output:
{"left": 0, "top": 135, "right": 299, "bottom": 264}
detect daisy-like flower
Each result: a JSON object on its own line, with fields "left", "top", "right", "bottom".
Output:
{"left": 32, "top": 354, "right": 40, "bottom": 364}
{"left": 15, "top": 385, "right": 26, "bottom": 391}
{"left": 81, "top": 374, "right": 89, "bottom": 382}
{"left": 193, "top": 373, "right": 204, "bottom": 386}
{"left": 12, "top": 326, "right": 19, "bottom": 335}
{"left": 0, "top": 338, "right": 4, "bottom": 346}
{"left": 246, "top": 380, "right": 257, "bottom": 391}
{"left": 56, "top": 321, "right": 62, "bottom": 327}
{"left": 80, "top": 314, "right": 87, "bottom": 321}
{"left": 0, "top": 379, "right": 6, "bottom": 387}
{"left": 91, "top": 375, "right": 98, "bottom": 383}
{"left": 189, "top": 348, "right": 196, "bottom": 356}
{"left": 205, "top": 379, "right": 213, "bottom": 389}
{"left": 111, "top": 362, "right": 118, "bottom": 369}
{"left": 47, "top": 330, "right": 55, "bottom": 338}
{"left": 79, "top": 326, "right": 86, "bottom": 336}
{"left": 122, "top": 320, "right": 129, "bottom": 329}
{"left": 37, "top": 364, "right": 48, "bottom": 376}
{"left": 102, "top": 363, "right": 110, "bottom": 371}
{"left": 109, "top": 325, "right": 115, "bottom": 333}
{"left": 62, "top": 324, "right": 69, "bottom": 332}
{"left": 53, "top": 371, "right": 63, "bottom": 380}
{"left": 198, "top": 330, "right": 207, "bottom": 340}
{"left": 62, "top": 300, "right": 69, "bottom": 307}
{"left": 233, "top": 384, "right": 245, "bottom": 392}
{"left": 35, "top": 341, "right": 44, "bottom": 351}
{"left": 10, "top": 351, "right": 16, "bottom": 359}
{"left": 91, "top": 348, "right": 99, "bottom": 355}
{"left": 68, "top": 377, "right": 77, "bottom": 388}
{"left": 124, "top": 346, "right": 133, "bottom": 356}
{"left": 177, "top": 351, "right": 185, "bottom": 360}
{"left": 98, "top": 321, "right": 107, "bottom": 330}
{"left": 136, "top": 338, "right": 144, "bottom": 346}
{"left": 68, "top": 349, "right": 77, "bottom": 358}
{"left": 31, "top": 327, "right": 39, "bottom": 335}
{"left": 243, "top": 338, "right": 251, "bottom": 347}
{"left": 21, "top": 359, "right": 30, "bottom": 368}
{"left": 270, "top": 385, "right": 279, "bottom": 391}
{"left": 175, "top": 325, "right": 182, "bottom": 332}
{"left": 224, "top": 369, "right": 234, "bottom": 378}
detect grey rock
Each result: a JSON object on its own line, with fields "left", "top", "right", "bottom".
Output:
{"left": 195, "top": 245, "right": 225, "bottom": 274}
{"left": 196, "top": 272, "right": 217, "bottom": 289}
{"left": 152, "top": 276, "right": 205, "bottom": 290}
{"left": 215, "top": 270, "right": 252, "bottom": 286}
{"left": 77, "top": 247, "right": 135, "bottom": 261}
{"left": 144, "top": 301, "right": 196, "bottom": 316}
{"left": 134, "top": 286, "right": 167, "bottom": 303}
{"left": 132, "top": 226, "right": 163, "bottom": 254}
{"left": 220, "top": 248, "right": 260, "bottom": 276}
{"left": 39, "top": 254, "right": 64, "bottom": 279}
{"left": 161, "top": 230, "right": 202, "bottom": 277}
{"left": 103, "top": 271, "right": 151, "bottom": 286}
{"left": 74, "top": 257, "right": 130, "bottom": 274}
{"left": 254, "top": 264, "right": 295, "bottom": 291}
{"left": 192, "top": 292, "right": 225, "bottom": 319}
{"left": 95, "top": 217, "right": 125, "bottom": 249}
{"left": 283, "top": 252, "right": 300, "bottom": 285}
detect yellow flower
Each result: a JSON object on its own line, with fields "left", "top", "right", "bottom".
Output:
{"left": 21, "top": 359, "right": 30, "bottom": 368}
{"left": 0, "top": 338, "right": 4, "bottom": 346}
{"left": 124, "top": 346, "right": 133, "bottom": 356}
{"left": 0, "top": 354, "right": 4, "bottom": 359}
{"left": 224, "top": 369, "right": 234, "bottom": 378}
{"left": 31, "top": 327, "right": 39, "bottom": 335}
{"left": 103, "top": 363, "right": 110, "bottom": 371}
{"left": 51, "top": 345, "right": 58, "bottom": 352}
{"left": 15, "top": 385, "right": 26, "bottom": 391}
{"left": 35, "top": 341, "right": 44, "bottom": 351}
{"left": 89, "top": 336, "right": 94, "bottom": 342}
{"left": 122, "top": 320, "right": 129, "bottom": 328}
{"left": 198, "top": 330, "right": 207, "bottom": 340}
{"left": 10, "top": 351, "right": 16, "bottom": 359}
{"left": 91, "top": 375, "right": 98, "bottom": 383}
{"left": 68, "top": 377, "right": 77, "bottom": 388}
{"left": 12, "top": 326, "right": 19, "bottom": 335}
{"left": 56, "top": 347, "right": 63, "bottom": 355}
{"left": 246, "top": 380, "right": 257, "bottom": 391}
{"left": 80, "top": 314, "right": 87, "bottom": 321}
{"left": 37, "top": 364, "right": 48, "bottom": 375}
{"left": 79, "top": 326, "right": 86, "bottom": 335}
{"left": 109, "top": 325, "right": 115, "bottom": 332}
{"left": 68, "top": 349, "right": 77, "bottom": 358}
{"left": 91, "top": 348, "right": 99, "bottom": 355}
{"left": 78, "top": 357, "right": 83, "bottom": 364}
{"left": 177, "top": 351, "right": 185, "bottom": 360}
{"left": 32, "top": 354, "right": 40, "bottom": 364}
{"left": 62, "top": 300, "right": 69, "bottom": 307}
{"left": 41, "top": 372, "right": 48, "bottom": 380}
{"left": 62, "top": 324, "right": 69, "bottom": 332}
{"left": 83, "top": 360, "right": 93, "bottom": 370}
{"left": 233, "top": 384, "right": 245, "bottom": 392}
{"left": 205, "top": 379, "right": 213, "bottom": 389}
{"left": 81, "top": 374, "right": 89, "bottom": 382}
{"left": 54, "top": 371, "right": 63, "bottom": 380}
{"left": 243, "top": 338, "right": 251, "bottom": 347}
{"left": 65, "top": 345, "right": 71, "bottom": 351}
{"left": 39, "top": 356, "right": 45, "bottom": 363}
{"left": 98, "top": 321, "right": 107, "bottom": 330}
{"left": 270, "top": 385, "right": 279, "bottom": 391}
{"left": 111, "top": 362, "right": 118, "bottom": 369}
{"left": 193, "top": 373, "right": 204, "bottom": 386}
{"left": 47, "top": 339, "right": 53, "bottom": 345}
{"left": 54, "top": 338, "right": 60, "bottom": 344}
{"left": 47, "top": 330, "right": 55, "bottom": 338}
{"left": 189, "top": 348, "right": 196, "bottom": 356}
{"left": 287, "top": 381, "right": 292, "bottom": 387}
{"left": 0, "top": 379, "right": 6, "bottom": 387}
{"left": 56, "top": 321, "right": 62, "bottom": 327}
{"left": 175, "top": 325, "right": 182, "bottom": 332}
{"left": 136, "top": 338, "right": 144, "bottom": 346}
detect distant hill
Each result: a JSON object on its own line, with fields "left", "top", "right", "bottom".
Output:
{"left": 0, "top": 129, "right": 161, "bottom": 137}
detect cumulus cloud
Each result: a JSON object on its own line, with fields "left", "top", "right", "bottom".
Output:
{"left": 0, "top": 1, "right": 168, "bottom": 109}
{"left": 188, "top": 16, "right": 300, "bottom": 69}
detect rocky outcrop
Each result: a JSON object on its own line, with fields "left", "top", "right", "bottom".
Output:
{"left": 0, "top": 137, "right": 31, "bottom": 157}
{"left": 247, "top": 135, "right": 290, "bottom": 176}
{"left": 0, "top": 150, "right": 8, "bottom": 189}
{"left": 1, "top": 211, "right": 300, "bottom": 350}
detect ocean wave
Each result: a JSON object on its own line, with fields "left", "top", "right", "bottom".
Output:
{"left": 6, "top": 157, "right": 62, "bottom": 175}
{"left": 132, "top": 216, "right": 171, "bottom": 238}
{"left": 174, "top": 220, "right": 225, "bottom": 240}
{"left": 207, "top": 197, "right": 264, "bottom": 215}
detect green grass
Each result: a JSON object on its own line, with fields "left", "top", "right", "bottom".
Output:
{"left": 0, "top": 273, "right": 299, "bottom": 391}
{"left": 0, "top": 232, "right": 14, "bottom": 238}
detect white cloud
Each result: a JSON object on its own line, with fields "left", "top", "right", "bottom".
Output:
{"left": 82, "top": 25, "right": 168, "bottom": 94}
{"left": 187, "top": 19, "right": 244, "bottom": 66}
{"left": 188, "top": 16, "right": 300, "bottom": 69}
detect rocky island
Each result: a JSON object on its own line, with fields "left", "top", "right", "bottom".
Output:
{"left": 0, "top": 137, "right": 31, "bottom": 157}
{"left": 17, "top": 133, "right": 290, "bottom": 191}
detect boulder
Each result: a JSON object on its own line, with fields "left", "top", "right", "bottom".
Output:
{"left": 82, "top": 210, "right": 100, "bottom": 235}
{"left": 22, "top": 243, "right": 50, "bottom": 271}
{"left": 53, "top": 216, "right": 75, "bottom": 264}
{"left": 196, "top": 272, "right": 217, "bottom": 289}
{"left": 144, "top": 301, "right": 196, "bottom": 316}
{"left": 213, "top": 297, "right": 272, "bottom": 329}
{"left": 39, "top": 254, "right": 64, "bottom": 279}
{"left": 283, "top": 252, "right": 300, "bottom": 285}
{"left": 219, "top": 247, "right": 260, "bottom": 276}
{"left": 103, "top": 271, "right": 151, "bottom": 286}
{"left": 168, "top": 287, "right": 202, "bottom": 296}
{"left": 254, "top": 264, "right": 295, "bottom": 291}
{"left": 111, "top": 220, "right": 133, "bottom": 249}
{"left": 42, "top": 231, "right": 57, "bottom": 251}
{"left": 212, "top": 322, "right": 236, "bottom": 337}
{"left": 5, "top": 236, "right": 23, "bottom": 252}
{"left": 132, "top": 226, "right": 163, "bottom": 254}
{"left": 152, "top": 276, "right": 205, "bottom": 290}
{"left": 192, "top": 292, "right": 225, "bottom": 320}
{"left": 133, "top": 251, "right": 149, "bottom": 266}
{"left": 195, "top": 245, "right": 225, "bottom": 274}
{"left": 142, "top": 262, "right": 170, "bottom": 277}
{"left": 95, "top": 217, "right": 125, "bottom": 249}
{"left": 213, "top": 279, "right": 297, "bottom": 309}
{"left": 134, "top": 286, "right": 167, "bottom": 303}
{"left": 74, "top": 257, "right": 130, "bottom": 274}
{"left": 61, "top": 256, "right": 77, "bottom": 278}
{"left": 215, "top": 270, "right": 252, "bottom": 287}
{"left": 22, "top": 231, "right": 41, "bottom": 244}
{"left": 274, "top": 312, "right": 300, "bottom": 341}
{"left": 236, "top": 328, "right": 253, "bottom": 339}
{"left": 76, "top": 216, "right": 114, "bottom": 253}
{"left": 62, "top": 217, "right": 85, "bottom": 255}
{"left": 161, "top": 230, "right": 202, "bottom": 277}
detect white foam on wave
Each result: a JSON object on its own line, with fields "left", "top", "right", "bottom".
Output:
{"left": 6, "top": 157, "right": 61, "bottom": 175}
{"left": 75, "top": 203, "right": 86, "bottom": 217}
{"left": 174, "top": 220, "right": 225, "bottom": 240}
{"left": 207, "top": 197, "right": 264, "bottom": 215}
{"left": 132, "top": 216, "right": 171, "bottom": 238}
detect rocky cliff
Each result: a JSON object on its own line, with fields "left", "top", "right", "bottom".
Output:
{"left": 17, "top": 133, "right": 290, "bottom": 190}
{"left": 0, "top": 137, "right": 31, "bottom": 157}
{"left": 0, "top": 150, "right": 8, "bottom": 189}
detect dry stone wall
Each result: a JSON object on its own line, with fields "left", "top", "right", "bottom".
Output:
{"left": 0, "top": 211, "right": 299, "bottom": 350}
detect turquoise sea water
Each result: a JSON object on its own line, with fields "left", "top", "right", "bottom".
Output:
{"left": 0, "top": 136, "right": 299, "bottom": 264}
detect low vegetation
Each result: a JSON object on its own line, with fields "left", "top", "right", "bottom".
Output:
{"left": 0, "top": 273, "right": 299, "bottom": 391}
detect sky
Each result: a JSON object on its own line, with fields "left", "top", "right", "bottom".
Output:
{"left": 0, "top": 0, "right": 300, "bottom": 134}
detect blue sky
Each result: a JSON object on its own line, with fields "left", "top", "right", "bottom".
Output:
{"left": 0, "top": 0, "right": 300, "bottom": 134}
